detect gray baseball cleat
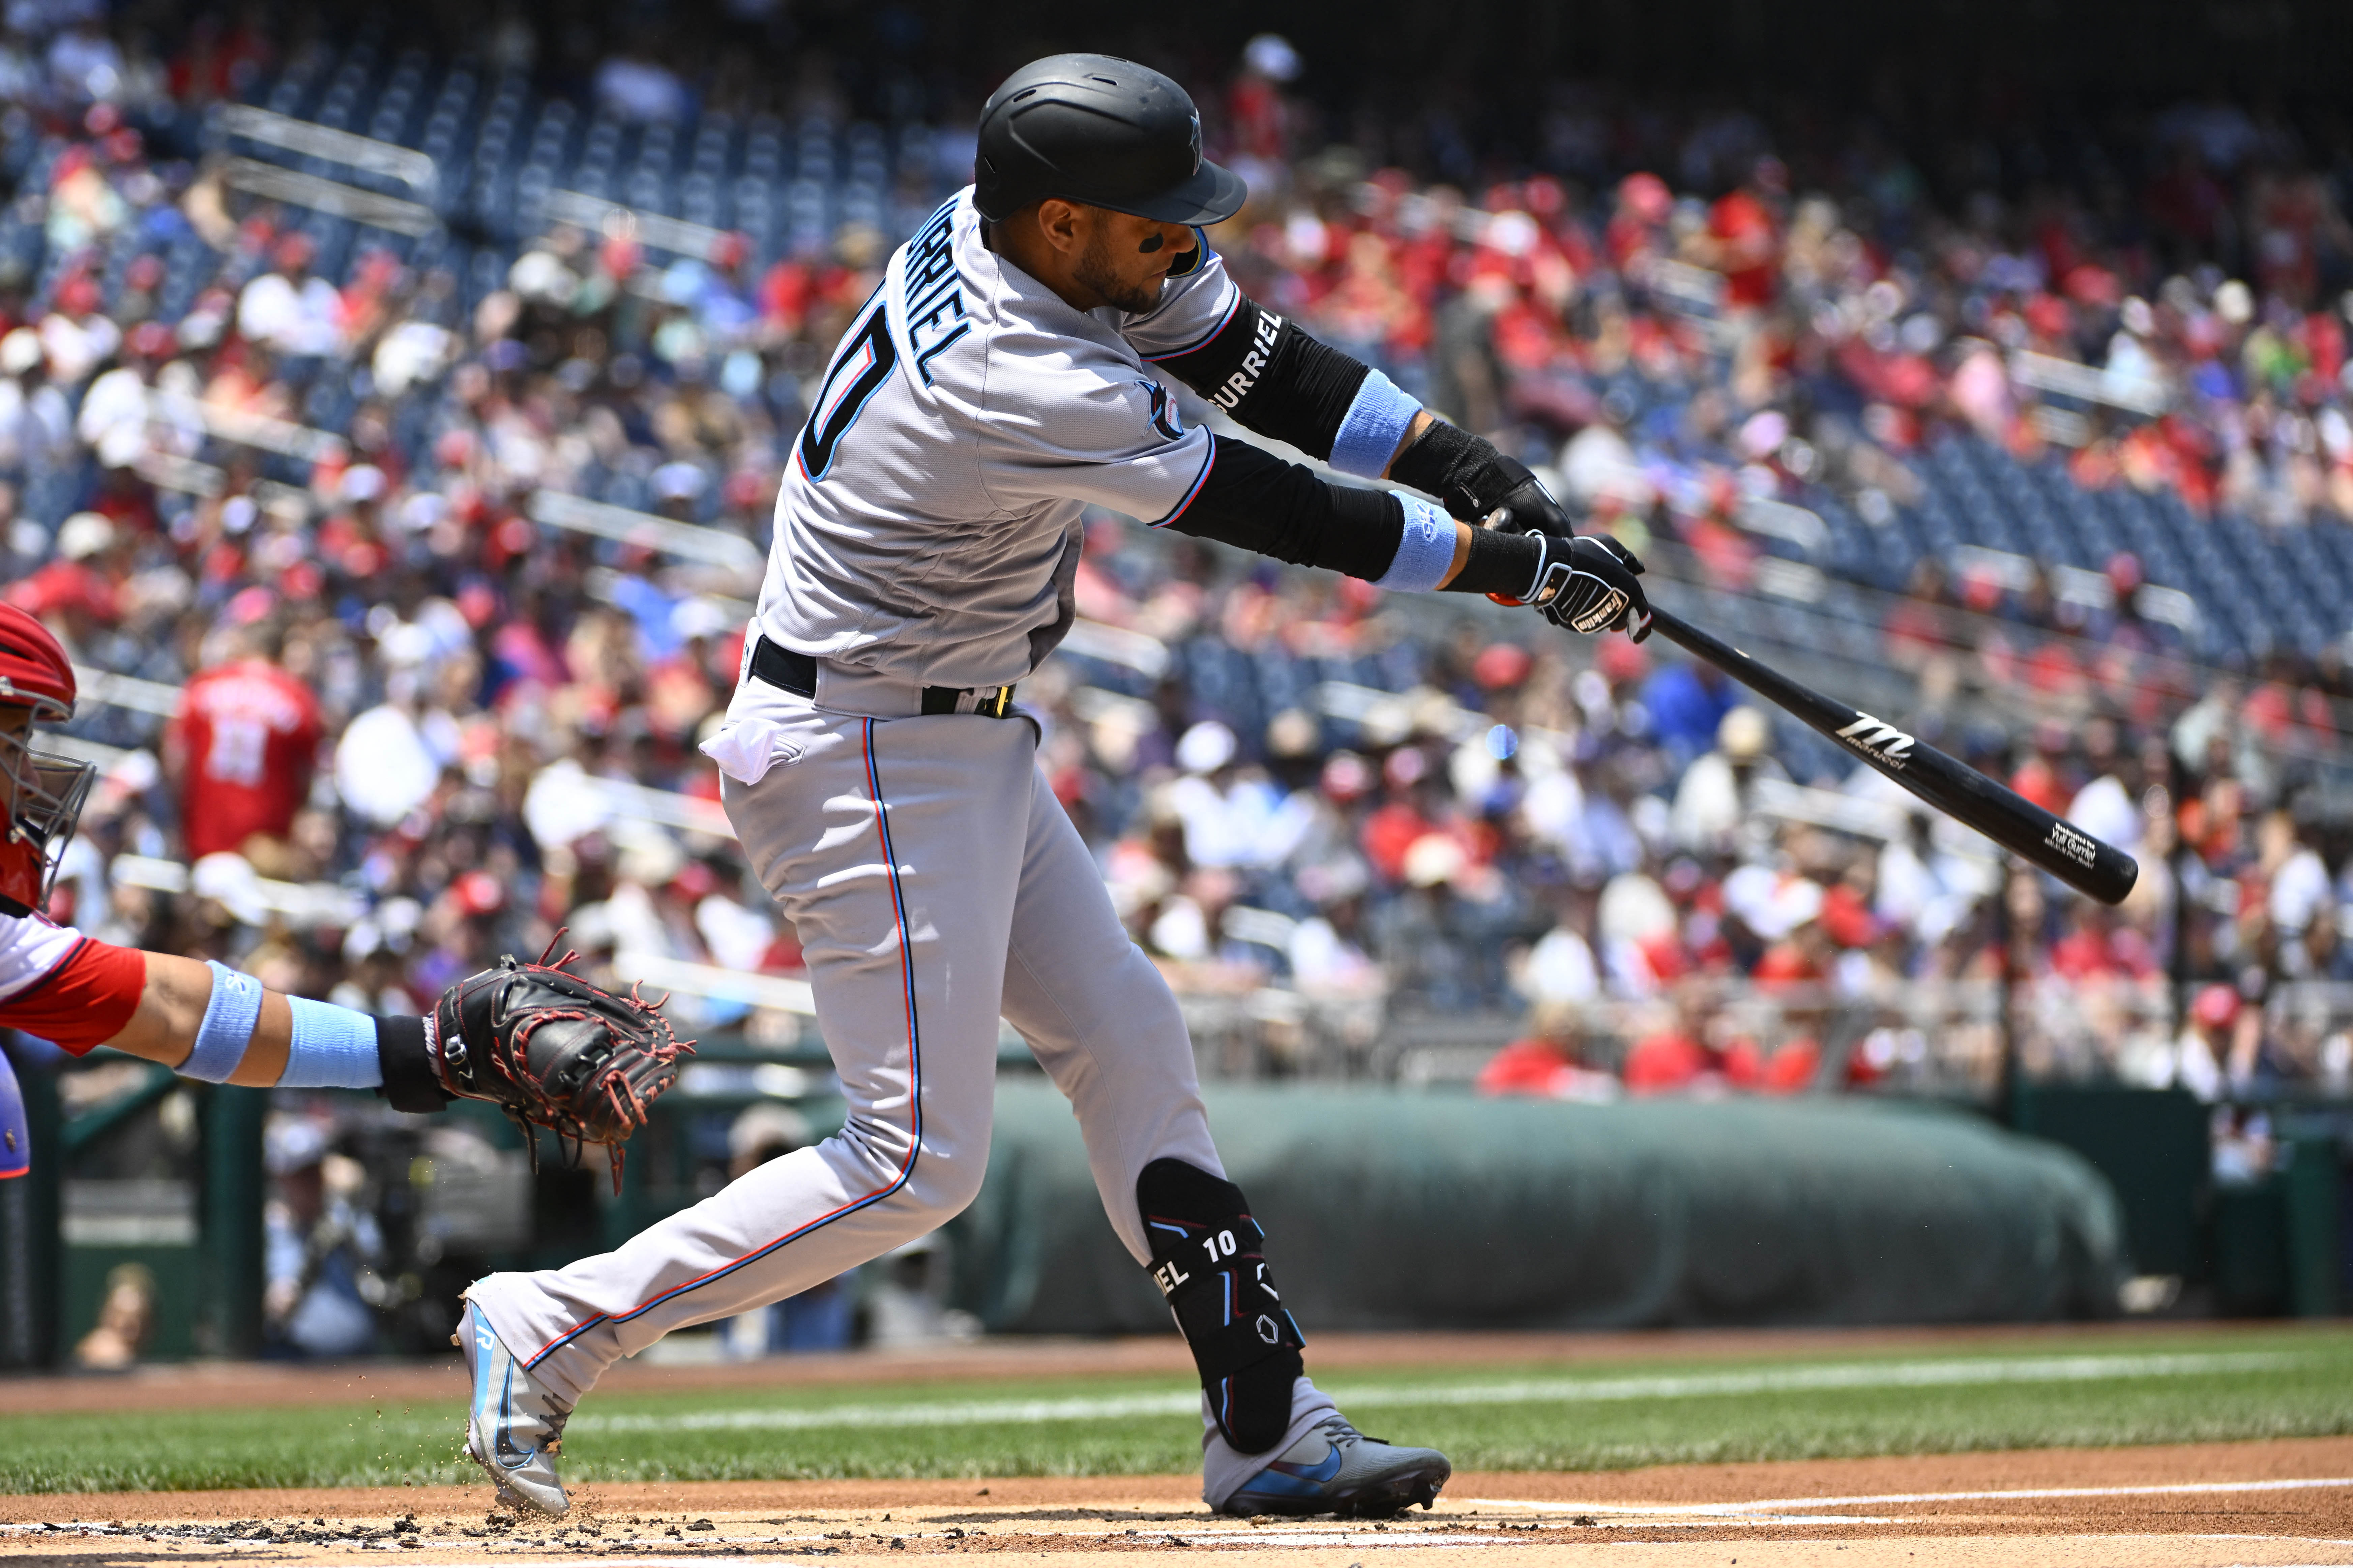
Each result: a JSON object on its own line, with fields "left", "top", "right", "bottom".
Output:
{"left": 457, "top": 1296, "right": 572, "bottom": 1516}
{"left": 1216, "top": 1413, "right": 1451, "bottom": 1518}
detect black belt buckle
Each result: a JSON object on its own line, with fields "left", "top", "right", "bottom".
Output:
{"left": 756, "top": 635, "right": 1013, "bottom": 717}
{"left": 920, "top": 683, "right": 1017, "bottom": 717}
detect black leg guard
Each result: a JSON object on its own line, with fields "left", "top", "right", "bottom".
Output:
{"left": 1138, "top": 1157, "right": 1306, "bottom": 1455}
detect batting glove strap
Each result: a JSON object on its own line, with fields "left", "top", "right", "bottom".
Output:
{"left": 1530, "top": 534, "right": 1654, "bottom": 640}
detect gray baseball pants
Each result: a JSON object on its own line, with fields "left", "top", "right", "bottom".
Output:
{"left": 465, "top": 682, "right": 1334, "bottom": 1503}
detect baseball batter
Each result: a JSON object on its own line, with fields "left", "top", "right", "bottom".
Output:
{"left": 457, "top": 53, "right": 1651, "bottom": 1519}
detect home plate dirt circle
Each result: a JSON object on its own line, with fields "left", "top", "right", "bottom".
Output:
{"left": 10, "top": 1439, "right": 2353, "bottom": 1567}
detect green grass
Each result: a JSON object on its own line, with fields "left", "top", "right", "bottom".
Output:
{"left": 8, "top": 1326, "right": 2353, "bottom": 1494}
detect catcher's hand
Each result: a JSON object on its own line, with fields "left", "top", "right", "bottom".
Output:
{"left": 432, "top": 937, "right": 692, "bottom": 1190}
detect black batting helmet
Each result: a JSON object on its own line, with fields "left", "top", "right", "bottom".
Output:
{"left": 973, "top": 53, "right": 1247, "bottom": 226}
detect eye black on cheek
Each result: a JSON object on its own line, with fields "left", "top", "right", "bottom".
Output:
{"left": 1138, "top": 234, "right": 1166, "bottom": 254}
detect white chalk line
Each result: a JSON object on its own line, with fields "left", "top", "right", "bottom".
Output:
{"left": 1464, "top": 1474, "right": 2353, "bottom": 1517}
{"left": 0, "top": 1527, "right": 1763, "bottom": 1557}
{"left": 0, "top": 1521, "right": 1892, "bottom": 1541}
{"left": 117, "top": 1527, "right": 1883, "bottom": 1560}
{"left": 272, "top": 1552, "right": 1508, "bottom": 1564}
{"left": 566, "top": 1350, "right": 2305, "bottom": 1434}
{"left": 23, "top": 1523, "right": 2353, "bottom": 1561}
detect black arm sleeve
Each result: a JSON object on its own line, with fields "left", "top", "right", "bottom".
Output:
{"left": 1163, "top": 434, "right": 1404, "bottom": 581}
{"left": 1148, "top": 297, "right": 1371, "bottom": 462}
{"left": 1387, "top": 418, "right": 1520, "bottom": 518}
{"left": 1164, "top": 435, "right": 1547, "bottom": 595}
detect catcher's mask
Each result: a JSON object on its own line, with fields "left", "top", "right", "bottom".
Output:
{"left": 0, "top": 605, "right": 93, "bottom": 917}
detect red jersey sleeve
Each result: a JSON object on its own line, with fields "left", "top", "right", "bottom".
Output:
{"left": 0, "top": 935, "right": 145, "bottom": 1055}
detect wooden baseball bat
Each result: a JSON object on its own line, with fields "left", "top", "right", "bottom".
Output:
{"left": 1641, "top": 604, "right": 2139, "bottom": 905}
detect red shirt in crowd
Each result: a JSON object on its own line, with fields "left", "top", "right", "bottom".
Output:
{"left": 2049, "top": 923, "right": 2160, "bottom": 982}
{"left": 1708, "top": 189, "right": 1780, "bottom": 309}
{"left": 1477, "top": 1044, "right": 1590, "bottom": 1105}
{"left": 172, "top": 658, "right": 323, "bottom": 858}
{"left": 1359, "top": 800, "right": 1432, "bottom": 884}
{"left": 1623, "top": 1027, "right": 1712, "bottom": 1091}
{"left": 1624, "top": 1028, "right": 1818, "bottom": 1094}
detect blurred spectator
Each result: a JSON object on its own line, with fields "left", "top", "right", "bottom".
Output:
{"left": 1475, "top": 1000, "right": 1619, "bottom": 1101}
{"left": 168, "top": 621, "right": 323, "bottom": 866}
{"left": 72, "top": 1261, "right": 156, "bottom": 1369}
{"left": 1669, "top": 706, "right": 1783, "bottom": 856}
{"left": 0, "top": 329, "right": 72, "bottom": 474}
{"left": 262, "top": 1115, "right": 388, "bottom": 1359}
{"left": 1643, "top": 659, "right": 1741, "bottom": 771}
{"left": 236, "top": 233, "right": 342, "bottom": 361}
{"left": 2121, "top": 982, "right": 2238, "bottom": 1100}
{"left": 333, "top": 662, "right": 442, "bottom": 829}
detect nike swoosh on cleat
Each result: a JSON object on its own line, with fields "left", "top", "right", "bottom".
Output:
{"left": 494, "top": 1358, "right": 537, "bottom": 1468}
{"left": 1268, "top": 1446, "right": 1344, "bottom": 1484}
{"left": 489, "top": 1354, "right": 539, "bottom": 1476}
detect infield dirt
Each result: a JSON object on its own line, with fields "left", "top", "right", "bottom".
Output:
{"left": 8, "top": 1438, "right": 2353, "bottom": 1565}
{"left": 8, "top": 1327, "right": 2353, "bottom": 1566}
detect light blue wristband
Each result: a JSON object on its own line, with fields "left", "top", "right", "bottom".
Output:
{"left": 1329, "top": 370, "right": 1424, "bottom": 478}
{"left": 280, "top": 996, "right": 383, "bottom": 1089}
{"left": 182, "top": 961, "right": 264, "bottom": 1083}
{"left": 1373, "top": 496, "right": 1457, "bottom": 593}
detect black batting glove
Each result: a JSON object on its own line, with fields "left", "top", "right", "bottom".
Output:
{"left": 1389, "top": 419, "right": 1575, "bottom": 532}
{"left": 1391, "top": 419, "right": 1650, "bottom": 637}
{"left": 1481, "top": 458, "right": 1576, "bottom": 539}
{"left": 1527, "top": 533, "right": 1653, "bottom": 640}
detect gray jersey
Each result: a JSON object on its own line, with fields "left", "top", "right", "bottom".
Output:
{"left": 754, "top": 187, "right": 1241, "bottom": 691}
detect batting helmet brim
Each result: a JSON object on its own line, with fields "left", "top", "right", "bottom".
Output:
{"left": 1100, "top": 156, "right": 1248, "bottom": 227}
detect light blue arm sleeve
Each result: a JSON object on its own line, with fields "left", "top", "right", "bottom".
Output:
{"left": 279, "top": 996, "right": 382, "bottom": 1089}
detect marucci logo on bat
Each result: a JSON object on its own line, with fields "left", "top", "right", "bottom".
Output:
{"left": 1835, "top": 712, "right": 1916, "bottom": 767}
{"left": 2046, "top": 820, "right": 2100, "bottom": 868}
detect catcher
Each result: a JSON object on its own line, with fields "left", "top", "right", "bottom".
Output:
{"left": 0, "top": 603, "right": 687, "bottom": 1345}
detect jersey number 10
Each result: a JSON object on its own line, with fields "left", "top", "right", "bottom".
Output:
{"left": 799, "top": 300, "right": 897, "bottom": 482}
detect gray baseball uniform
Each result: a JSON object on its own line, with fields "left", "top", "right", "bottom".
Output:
{"left": 753, "top": 193, "right": 1229, "bottom": 691}
{"left": 466, "top": 190, "right": 1345, "bottom": 1506}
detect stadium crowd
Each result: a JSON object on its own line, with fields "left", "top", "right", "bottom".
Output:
{"left": 0, "top": 4, "right": 2350, "bottom": 1133}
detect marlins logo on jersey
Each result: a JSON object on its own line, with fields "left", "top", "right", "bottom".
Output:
{"left": 1141, "top": 381, "right": 1184, "bottom": 441}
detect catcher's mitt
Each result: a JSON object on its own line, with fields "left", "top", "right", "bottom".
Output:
{"left": 432, "top": 937, "right": 692, "bottom": 1190}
